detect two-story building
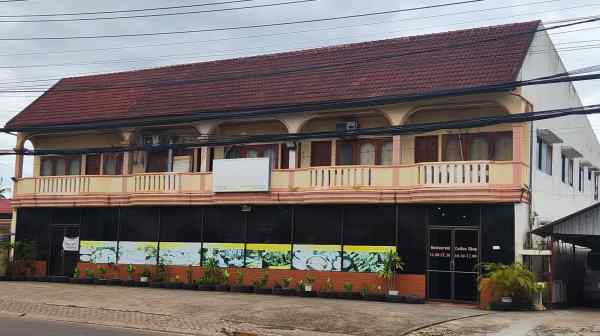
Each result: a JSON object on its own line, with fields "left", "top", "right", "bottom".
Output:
{"left": 4, "top": 20, "right": 599, "bottom": 302}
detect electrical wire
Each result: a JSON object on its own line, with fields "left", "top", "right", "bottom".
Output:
{"left": 0, "top": 17, "right": 592, "bottom": 94}
{"left": 0, "top": 0, "right": 318, "bottom": 23}
{"left": 5, "top": 104, "right": 600, "bottom": 156}
{"left": 0, "top": 0, "right": 487, "bottom": 41}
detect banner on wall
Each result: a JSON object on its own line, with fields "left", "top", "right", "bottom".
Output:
{"left": 79, "top": 241, "right": 117, "bottom": 264}
{"left": 292, "top": 244, "right": 341, "bottom": 271}
{"left": 342, "top": 246, "right": 396, "bottom": 273}
{"left": 118, "top": 242, "right": 159, "bottom": 265}
{"left": 246, "top": 244, "right": 291, "bottom": 269}
{"left": 202, "top": 243, "right": 245, "bottom": 267}
{"left": 159, "top": 242, "right": 202, "bottom": 266}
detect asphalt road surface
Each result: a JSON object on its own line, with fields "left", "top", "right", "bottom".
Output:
{"left": 0, "top": 316, "right": 181, "bottom": 336}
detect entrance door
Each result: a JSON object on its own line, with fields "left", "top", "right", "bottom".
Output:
{"left": 415, "top": 136, "right": 439, "bottom": 163}
{"left": 428, "top": 228, "right": 479, "bottom": 302}
{"left": 48, "top": 225, "right": 80, "bottom": 277}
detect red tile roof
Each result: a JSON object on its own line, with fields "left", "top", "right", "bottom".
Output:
{"left": 5, "top": 21, "right": 539, "bottom": 129}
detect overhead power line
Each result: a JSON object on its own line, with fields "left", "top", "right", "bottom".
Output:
{"left": 3, "top": 67, "right": 600, "bottom": 133}
{"left": 4, "top": 104, "right": 600, "bottom": 156}
{"left": 0, "top": 0, "right": 562, "bottom": 59}
{"left": 0, "top": 17, "right": 596, "bottom": 94}
{"left": 0, "top": 0, "right": 318, "bottom": 23}
{"left": 0, "top": 0, "right": 486, "bottom": 41}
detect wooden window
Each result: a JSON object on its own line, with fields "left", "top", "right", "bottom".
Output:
{"left": 335, "top": 139, "right": 393, "bottom": 166}
{"left": 311, "top": 141, "right": 332, "bottom": 167}
{"left": 40, "top": 155, "right": 81, "bottom": 176}
{"left": 147, "top": 150, "right": 169, "bottom": 173}
{"left": 380, "top": 142, "right": 393, "bottom": 165}
{"left": 442, "top": 132, "right": 512, "bottom": 162}
{"left": 416, "top": 136, "right": 440, "bottom": 163}
{"left": 103, "top": 153, "right": 124, "bottom": 175}
{"left": 85, "top": 154, "right": 101, "bottom": 175}
{"left": 225, "top": 144, "right": 278, "bottom": 169}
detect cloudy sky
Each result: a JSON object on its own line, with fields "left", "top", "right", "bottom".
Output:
{"left": 0, "top": 0, "right": 599, "bottom": 195}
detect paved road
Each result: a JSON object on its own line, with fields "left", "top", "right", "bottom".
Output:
{"left": 0, "top": 316, "right": 180, "bottom": 336}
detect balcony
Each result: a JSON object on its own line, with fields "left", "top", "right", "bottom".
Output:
{"left": 12, "top": 161, "right": 527, "bottom": 207}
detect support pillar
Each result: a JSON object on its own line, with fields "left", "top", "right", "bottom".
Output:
{"left": 331, "top": 139, "right": 337, "bottom": 166}
{"left": 288, "top": 143, "right": 297, "bottom": 169}
{"left": 200, "top": 147, "right": 210, "bottom": 172}
{"left": 392, "top": 135, "right": 401, "bottom": 187}
{"left": 13, "top": 133, "right": 26, "bottom": 179}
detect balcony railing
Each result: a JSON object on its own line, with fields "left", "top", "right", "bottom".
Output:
{"left": 14, "top": 161, "right": 525, "bottom": 198}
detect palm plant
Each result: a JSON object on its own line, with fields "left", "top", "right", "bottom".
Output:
{"left": 477, "top": 262, "right": 543, "bottom": 304}
{"left": 377, "top": 250, "right": 405, "bottom": 295}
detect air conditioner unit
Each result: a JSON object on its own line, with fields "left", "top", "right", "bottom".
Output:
{"left": 336, "top": 120, "right": 359, "bottom": 132}
{"left": 143, "top": 135, "right": 169, "bottom": 146}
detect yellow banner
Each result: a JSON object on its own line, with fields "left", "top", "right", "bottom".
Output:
{"left": 159, "top": 242, "right": 201, "bottom": 250}
{"left": 343, "top": 245, "right": 396, "bottom": 253}
{"left": 203, "top": 242, "right": 244, "bottom": 249}
{"left": 294, "top": 244, "right": 341, "bottom": 252}
{"left": 80, "top": 240, "right": 116, "bottom": 249}
{"left": 246, "top": 244, "right": 291, "bottom": 252}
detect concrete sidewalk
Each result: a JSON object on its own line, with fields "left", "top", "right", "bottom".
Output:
{"left": 0, "top": 282, "right": 481, "bottom": 335}
{"left": 0, "top": 282, "right": 598, "bottom": 335}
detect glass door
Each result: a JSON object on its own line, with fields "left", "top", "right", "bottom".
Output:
{"left": 428, "top": 228, "right": 479, "bottom": 302}
{"left": 48, "top": 225, "right": 80, "bottom": 277}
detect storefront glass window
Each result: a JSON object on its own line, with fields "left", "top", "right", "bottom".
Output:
{"left": 293, "top": 206, "right": 342, "bottom": 271}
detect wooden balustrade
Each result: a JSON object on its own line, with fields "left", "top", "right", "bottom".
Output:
{"left": 14, "top": 161, "right": 521, "bottom": 198}
{"left": 417, "top": 162, "right": 490, "bottom": 186}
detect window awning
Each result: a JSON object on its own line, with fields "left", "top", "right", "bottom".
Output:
{"left": 561, "top": 146, "right": 583, "bottom": 159}
{"left": 537, "top": 129, "right": 564, "bottom": 144}
{"left": 580, "top": 160, "right": 594, "bottom": 167}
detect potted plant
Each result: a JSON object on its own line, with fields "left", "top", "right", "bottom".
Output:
{"left": 139, "top": 268, "right": 152, "bottom": 286}
{"left": 69, "top": 268, "right": 81, "bottom": 284}
{"left": 81, "top": 269, "right": 95, "bottom": 284}
{"left": 215, "top": 270, "right": 230, "bottom": 292}
{"left": 377, "top": 250, "right": 405, "bottom": 297}
{"left": 123, "top": 264, "right": 136, "bottom": 286}
{"left": 94, "top": 267, "right": 108, "bottom": 285}
{"left": 304, "top": 276, "right": 316, "bottom": 292}
{"left": 478, "top": 262, "right": 543, "bottom": 311}
{"left": 274, "top": 276, "right": 296, "bottom": 296}
{"left": 106, "top": 262, "right": 122, "bottom": 286}
{"left": 362, "top": 284, "right": 386, "bottom": 302}
{"left": 296, "top": 279, "right": 317, "bottom": 297}
{"left": 253, "top": 271, "right": 272, "bottom": 295}
{"left": 150, "top": 260, "right": 168, "bottom": 288}
{"left": 183, "top": 265, "right": 196, "bottom": 290}
{"left": 339, "top": 282, "right": 361, "bottom": 300}
{"left": 231, "top": 269, "right": 254, "bottom": 293}
{"left": 166, "top": 275, "right": 183, "bottom": 289}
{"left": 317, "top": 278, "right": 337, "bottom": 299}
{"left": 198, "top": 259, "right": 220, "bottom": 291}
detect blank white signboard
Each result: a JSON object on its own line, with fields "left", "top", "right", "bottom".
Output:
{"left": 212, "top": 158, "right": 271, "bottom": 192}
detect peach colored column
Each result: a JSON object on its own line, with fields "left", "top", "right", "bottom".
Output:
{"left": 330, "top": 140, "right": 337, "bottom": 166}
{"left": 392, "top": 135, "right": 401, "bottom": 187}
{"left": 200, "top": 147, "right": 209, "bottom": 172}
{"left": 512, "top": 124, "right": 524, "bottom": 186}
{"left": 13, "top": 133, "right": 25, "bottom": 179}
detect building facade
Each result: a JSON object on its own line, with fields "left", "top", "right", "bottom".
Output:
{"left": 5, "top": 21, "right": 599, "bottom": 302}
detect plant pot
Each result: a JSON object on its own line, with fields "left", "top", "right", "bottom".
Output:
{"left": 231, "top": 285, "right": 254, "bottom": 293}
{"left": 135, "top": 281, "right": 149, "bottom": 287}
{"left": 80, "top": 277, "right": 94, "bottom": 285}
{"left": 304, "top": 285, "right": 313, "bottom": 292}
{"left": 386, "top": 294, "right": 406, "bottom": 303}
{"left": 94, "top": 279, "right": 108, "bottom": 285}
{"left": 405, "top": 295, "right": 425, "bottom": 304}
{"left": 339, "top": 292, "right": 362, "bottom": 300}
{"left": 149, "top": 282, "right": 165, "bottom": 288}
{"left": 50, "top": 276, "right": 68, "bottom": 283}
{"left": 388, "top": 290, "right": 399, "bottom": 296}
{"left": 0, "top": 276, "right": 9, "bottom": 281}
{"left": 182, "top": 283, "right": 197, "bottom": 290}
{"left": 34, "top": 276, "right": 49, "bottom": 282}
{"left": 69, "top": 278, "right": 81, "bottom": 284}
{"left": 254, "top": 287, "right": 273, "bottom": 295}
{"left": 140, "top": 276, "right": 149, "bottom": 283}
{"left": 317, "top": 291, "right": 338, "bottom": 299}
{"left": 166, "top": 282, "right": 183, "bottom": 289}
{"left": 215, "top": 284, "right": 230, "bottom": 292}
{"left": 123, "top": 280, "right": 136, "bottom": 287}
{"left": 297, "top": 290, "right": 317, "bottom": 298}
{"left": 197, "top": 284, "right": 216, "bottom": 291}
{"left": 363, "top": 293, "right": 387, "bottom": 302}
{"left": 501, "top": 296, "right": 513, "bottom": 304}
{"left": 273, "top": 287, "right": 296, "bottom": 296}
{"left": 11, "top": 276, "right": 26, "bottom": 281}
{"left": 108, "top": 279, "right": 123, "bottom": 286}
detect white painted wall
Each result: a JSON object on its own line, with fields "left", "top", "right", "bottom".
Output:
{"left": 519, "top": 27, "right": 600, "bottom": 231}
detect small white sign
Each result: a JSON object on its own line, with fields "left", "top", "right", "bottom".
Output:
{"left": 212, "top": 158, "right": 271, "bottom": 193}
{"left": 492, "top": 245, "right": 501, "bottom": 250}
{"left": 63, "top": 237, "right": 80, "bottom": 252}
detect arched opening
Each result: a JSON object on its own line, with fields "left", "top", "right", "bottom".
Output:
{"left": 298, "top": 111, "right": 393, "bottom": 167}
{"left": 403, "top": 105, "right": 513, "bottom": 163}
